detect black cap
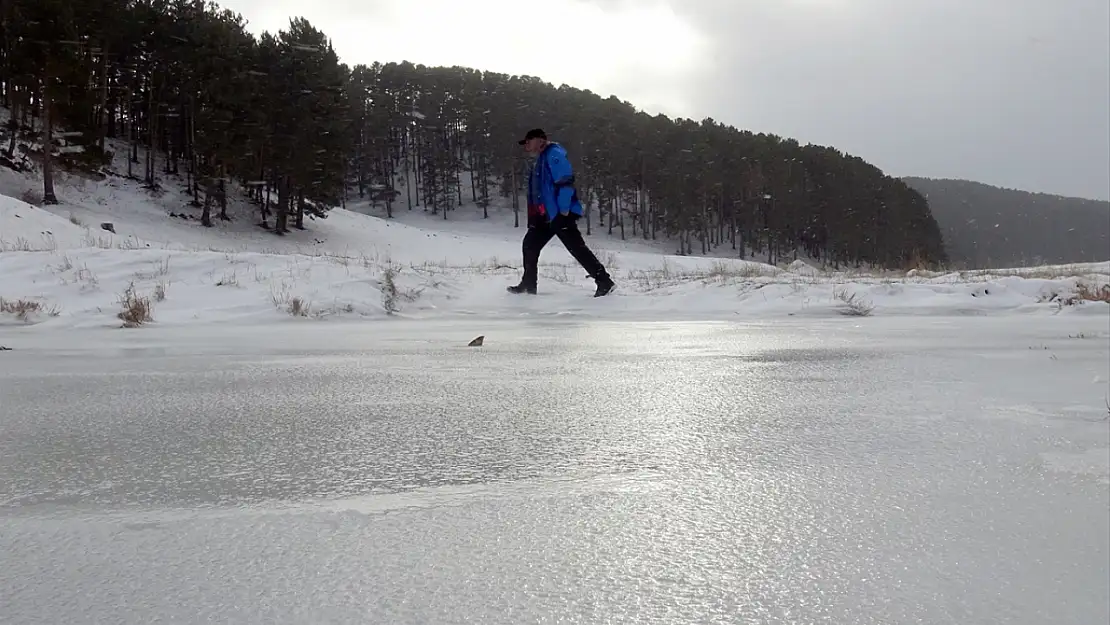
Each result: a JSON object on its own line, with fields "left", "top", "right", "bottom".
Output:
{"left": 518, "top": 128, "right": 546, "bottom": 145}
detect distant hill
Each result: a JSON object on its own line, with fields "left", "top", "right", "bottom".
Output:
{"left": 902, "top": 177, "right": 1109, "bottom": 269}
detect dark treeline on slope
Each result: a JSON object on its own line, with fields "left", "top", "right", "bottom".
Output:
{"left": 0, "top": 0, "right": 948, "bottom": 269}
{"left": 903, "top": 177, "right": 1110, "bottom": 268}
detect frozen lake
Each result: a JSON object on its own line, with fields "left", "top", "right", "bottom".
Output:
{"left": 1, "top": 316, "right": 1108, "bottom": 624}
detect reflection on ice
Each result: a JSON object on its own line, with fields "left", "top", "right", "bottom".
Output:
{"left": 1, "top": 316, "right": 1107, "bottom": 624}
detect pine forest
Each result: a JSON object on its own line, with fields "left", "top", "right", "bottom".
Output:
{"left": 0, "top": 0, "right": 949, "bottom": 269}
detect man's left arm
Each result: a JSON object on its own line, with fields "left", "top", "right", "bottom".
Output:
{"left": 547, "top": 150, "right": 576, "bottom": 214}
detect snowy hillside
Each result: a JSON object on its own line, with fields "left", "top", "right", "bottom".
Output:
{"left": 1, "top": 136, "right": 1108, "bottom": 330}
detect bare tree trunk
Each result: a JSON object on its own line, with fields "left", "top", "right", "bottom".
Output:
{"left": 581, "top": 185, "right": 592, "bottom": 236}
{"left": 404, "top": 129, "right": 413, "bottom": 210}
{"left": 6, "top": 90, "right": 20, "bottom": 156}
{"left": 469, "top": 150, "right": 477, "bottom": 203}
{"left": 201, "top": 183, "right": 213, "bottom": 227}
{"left": 261, "top": 173, "right": 271, "bottom": 228}
{"left": 145, "top": 80, "right": 154, "bottom": 185}
{"left": 619, "top": 196, "right": 625, "bottom": 240}
{"left": 275, "top": 175, "right": 289, "bottom": 234}
{"left": 455, "top": 145, "right": 463, "bottom": 207}
{"left": 41, "top": 74, "right": 58, "bottom": 205}
{"left": 189, "top": 95, "right": 199, "bottom": 205}
{"left": 127, "top": 86, "right": 134, "bottom": 177}
{"left": 511, "top": 159, "right": 519, "bottom": 228}
{"left": 218, "top": 164, "right": 229, "bottom": 221}
{"left": 608, "top": 196, "right": 614, "bottom": 235}
{"left": 97, "top": 50, "right": 108, "bottom": 153}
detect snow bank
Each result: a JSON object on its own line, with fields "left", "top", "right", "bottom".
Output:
{"left": 0, "top": 194, "right": 148, "bottom": 252}
{"left": 2, "top": 240, "right": 1107, "bottom": 329}
{"left": 2, "top": 158, "right": 1108, "bottom": 329}
{"left": 1, "top": 247, "right": 413, "bottom": 327}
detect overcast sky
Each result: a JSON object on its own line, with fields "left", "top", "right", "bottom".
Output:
{"left": 224, "top": 0, "right": 1109, "bottom": 201}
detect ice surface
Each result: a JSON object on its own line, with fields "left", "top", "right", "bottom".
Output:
{"left": 1, "top": 316, "right": 1108, "bottom": 624}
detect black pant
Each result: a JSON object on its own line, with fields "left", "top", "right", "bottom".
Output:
{"left": 521, "top": 214, "right": 610, "bottom": 288}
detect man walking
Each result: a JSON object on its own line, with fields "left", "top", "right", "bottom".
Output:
{"left": 507, "top": 128, "right": 615, "bottom": 297}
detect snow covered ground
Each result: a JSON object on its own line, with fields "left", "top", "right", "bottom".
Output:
{"left": 2, "top": 160, "right": 1108, "bottom": 330}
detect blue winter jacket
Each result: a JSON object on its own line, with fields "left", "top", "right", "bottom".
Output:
{"left": 527, "top": 142, "right": 584, "bottom": 224}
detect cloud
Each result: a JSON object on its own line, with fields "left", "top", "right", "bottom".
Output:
{"left": 667, "top": 0, "right": 1110, "bottom": 199}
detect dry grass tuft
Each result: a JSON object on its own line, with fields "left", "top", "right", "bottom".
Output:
{"left": 287, "top": 296, "right": 309, "bottom": 317}
{"left": 269, "top": 281, "right": 310, "bottom": 317}
{"left": 627, "top": 258, "right": 778, "bottom": 290}
{"left": 0, "top": 236, "right": 33, "bottom": 252}
{"left": 601, "top": 251, "right": 619, "bottom": 272}
{"left": 117, "top": 282, "right": 153, "bottom": 327}
{"left": 540, "top": 264, "right": 572, "bottom": 284}
{"left": 1076, "top": 282, "right": 1110, "bottom": 303}
{"left": 1, "top": 297, "right": 59, "bottom": 321}
{"left": 381, "top": 263, "right": 399, "bottom": 314}
{"left": 1038, "top": 280, "right": 1110, "bottom": 307}
{"left": 833, "top": 287, "right": 875, "bottom": 316}
{"left": 215, "top": 271, "right": 239, "bottom": 287}
{"left": 134, "top": 256, "right": 171, "bottom": 280}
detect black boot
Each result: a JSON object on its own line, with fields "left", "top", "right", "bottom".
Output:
{"left": 507, "top": 282, "right": 536, "bottom": 295}
{"left": 593, "top": 275, "right": 615, "bottom": 297}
